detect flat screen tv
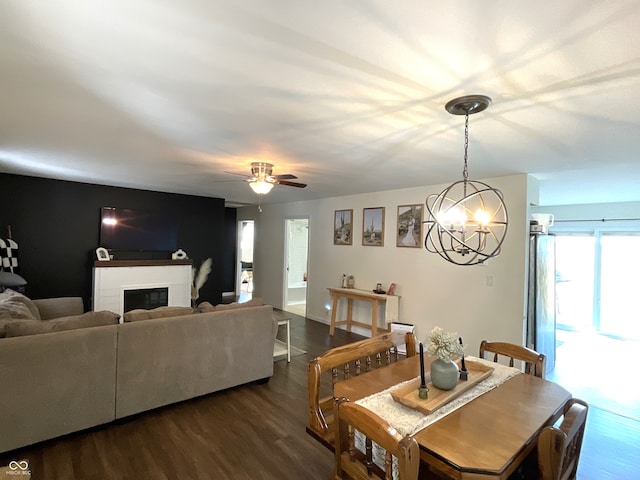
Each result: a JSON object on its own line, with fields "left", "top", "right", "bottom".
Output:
{"left": 100, "top": 207, "right": 178, "bottom": 252}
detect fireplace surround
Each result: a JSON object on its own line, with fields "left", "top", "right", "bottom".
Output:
{"left": 92, "top": 259, "right": 192, "bottom": 320}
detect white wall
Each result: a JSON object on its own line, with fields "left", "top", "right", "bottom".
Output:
{"left": 238, "top": 174, "right": 530, "bottom": 355}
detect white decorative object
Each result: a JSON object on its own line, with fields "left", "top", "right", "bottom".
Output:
{"left": 96, "top": 247, "right": 110, "bottom": 261}
{"left": 172, "top": 249, "right": 188, "bottom": 260}
{"left": 191, "top": 258, "right": 212, "bottom": 301}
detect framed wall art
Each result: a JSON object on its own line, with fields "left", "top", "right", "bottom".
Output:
{"left": 396, "top": 204, "right": 423, "bottom": 248}
{"left": 334, "top": 209, "right": 353, "bottom": 245}
{"left": 362, "top": 207, "right": 385, "bottom": 246}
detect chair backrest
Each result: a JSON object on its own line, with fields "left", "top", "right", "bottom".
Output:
{"left": 538, "top": 398, "right": 589, "bottom": 480}
{"left": 307, "top": 331, "right": 416, "bottom": 451}
{"left": 479, "top": 340, "right": 546, "bottom": 378}
{"left": 334, "top": 398, "right": 419, "bottom": 480}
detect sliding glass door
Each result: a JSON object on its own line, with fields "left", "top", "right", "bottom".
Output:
{"left": 600, "top": 234, "right": 640, "bottom": 339}
{"left": 555, "top": 235, "right": 595, "bottom": 332}
{"left": 555, "top": 231, "right": 640, "bottom": 340}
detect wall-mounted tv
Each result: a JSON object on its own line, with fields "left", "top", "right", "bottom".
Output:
{"left": 100, "top": 207, "right": 178, "bottom": 252}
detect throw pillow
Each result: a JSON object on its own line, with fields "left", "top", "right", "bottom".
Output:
{"left": 123, "top": 306, "right": 195, "bottom": 322}
{"left": 243, "top": 297, "right": 264, "bottom": 307}
{"left": 0, "top": 289, "right": 41, "bottom": 321}
{"left": 4, "top": 310, "right": 120, "bottom": 337}
{"left": 0, "top": 271, "right": 27, "bottom": 287}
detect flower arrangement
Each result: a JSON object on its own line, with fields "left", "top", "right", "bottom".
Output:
{"left": 426, "top": 326, "right": 464, "bottom": 362}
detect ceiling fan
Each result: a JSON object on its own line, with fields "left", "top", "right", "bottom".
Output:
{"left": 226, "top": 162, "right": 307, "bottom": 194}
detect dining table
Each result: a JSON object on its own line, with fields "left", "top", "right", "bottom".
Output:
{"left": 333, "top": 355, "right": 571, "bottom": 479}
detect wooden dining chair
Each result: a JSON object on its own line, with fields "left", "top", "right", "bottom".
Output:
{"left": 537, "top": 398, "right": 589, "bottom": 480}
{"left": 479, "top": 340, "right": 546, "bottom": 378}
{"left": 334, "top": 398, "right": 419, "bottom": 480}
{"left": 307, "top": 331, "right": 416, "bottom": 451}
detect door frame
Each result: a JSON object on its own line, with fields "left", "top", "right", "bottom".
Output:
{"left": 283, "top": 217, "right": 309, "bottom": 313}
{"left": 235, "top": 220, "right": 254, "bottom": 298}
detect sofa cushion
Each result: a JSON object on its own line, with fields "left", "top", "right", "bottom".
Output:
{"left": 212, "top": 297, "right": 264, "bottom": 312}
{"left": 0, "top": 289, "right": 41, "bottom": 321}
{"left": 4, "top": 310, "right": 120, "bottom": 337}
{"left": 123, "top": 306, "right": 195, "bottom": 323}
{"left": 33, "top": 297, "right": 84, "bottom": 320}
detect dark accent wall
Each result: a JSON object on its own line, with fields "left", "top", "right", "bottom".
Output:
{"left": 0, "top": 173, "right": 231, "bottom": 309}
{"left": 222, "top": 208, "right": 237, "bottom": 293}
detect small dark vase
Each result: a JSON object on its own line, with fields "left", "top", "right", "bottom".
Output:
{"left": 430, "top": 358, "right": 459, "bottom": 390}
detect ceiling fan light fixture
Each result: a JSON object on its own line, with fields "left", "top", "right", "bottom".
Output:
{"left": 424, "top": 95, "right": 508, "bottom": 266}
{"left": 249, "top": 180, "right": 274, "bottom": 195}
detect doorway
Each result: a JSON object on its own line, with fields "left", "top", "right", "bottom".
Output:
{"left": 236, "top": 220, "right": 254, "bottom": 303}
{"left": 284, "top": 218, "right": 309, "bottom": 316}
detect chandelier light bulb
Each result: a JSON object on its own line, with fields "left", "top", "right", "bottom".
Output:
{"left": 474, "top": 208, "right": 491, "bottom": 227}
{"left": 439, "top": 205, "right": 466, "bottom": 229}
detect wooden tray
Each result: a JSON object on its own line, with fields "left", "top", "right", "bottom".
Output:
{"left": 391, "top": 359, "right": 494, "bottom": 415}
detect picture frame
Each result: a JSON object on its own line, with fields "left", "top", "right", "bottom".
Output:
{"left": 362, "top": 207, "right": 385, "bottom": 246}
{"left": 396, "top": 204, "right": 423, "bottom": 248}
{"left": 334, "top": 209, "right": 353, "bottom": 245}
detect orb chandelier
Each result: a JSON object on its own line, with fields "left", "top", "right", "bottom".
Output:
{"left": 424, "top": 95, "right": 508, "bottom": 266}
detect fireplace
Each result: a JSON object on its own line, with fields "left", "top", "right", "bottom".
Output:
{"left": 92, "top": 259, "right": 192, "bottom": 321}
{"left": 124, "top": 287, "right": 169, "bottom": 312}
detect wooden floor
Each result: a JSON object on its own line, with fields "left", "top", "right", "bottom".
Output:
{"left": 547, "top": 330, "right": 640, "bottom": 479}
{"left": 1, "top": 315, "right": 638, "bottom": 479}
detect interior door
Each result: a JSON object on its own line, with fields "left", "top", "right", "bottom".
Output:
{"left": 236, "top": 220, "right": 254, "bottom": 302}
{"left": 284, "top": 218, "right": 308, "bottom": 316}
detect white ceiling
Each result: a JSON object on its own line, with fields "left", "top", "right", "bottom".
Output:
{"left": 1, "top": 1, "right": 639, "bottom": 208}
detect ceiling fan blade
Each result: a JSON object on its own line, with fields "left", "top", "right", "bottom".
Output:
{"left": 223, "top": 170, "right": 250, "bottom": 178}
{"left": 273, "top": 173, "right": 297, "bottom": 180}
{"left": 277, "top": 180, "right": 307, "bottom": 188}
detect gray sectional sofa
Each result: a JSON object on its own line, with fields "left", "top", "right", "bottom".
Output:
{"left": 0, "top": 292, "right": 277, "bottom": 453}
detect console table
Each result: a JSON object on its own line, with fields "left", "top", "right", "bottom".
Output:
{"left": 327, "top": 287, "right": 399, "bottom": 337}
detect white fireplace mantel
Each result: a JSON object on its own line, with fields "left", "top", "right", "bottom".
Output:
{"left": 92, "top": 260, "right": 192, "bottom": 320}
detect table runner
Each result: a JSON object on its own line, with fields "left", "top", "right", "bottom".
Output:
{"left": 356, "top": 356, "right": 521, "bottom": 436}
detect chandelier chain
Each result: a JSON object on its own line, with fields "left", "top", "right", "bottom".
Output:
{"left": 463, "top": 113, "right": 469, "bottom": 181}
